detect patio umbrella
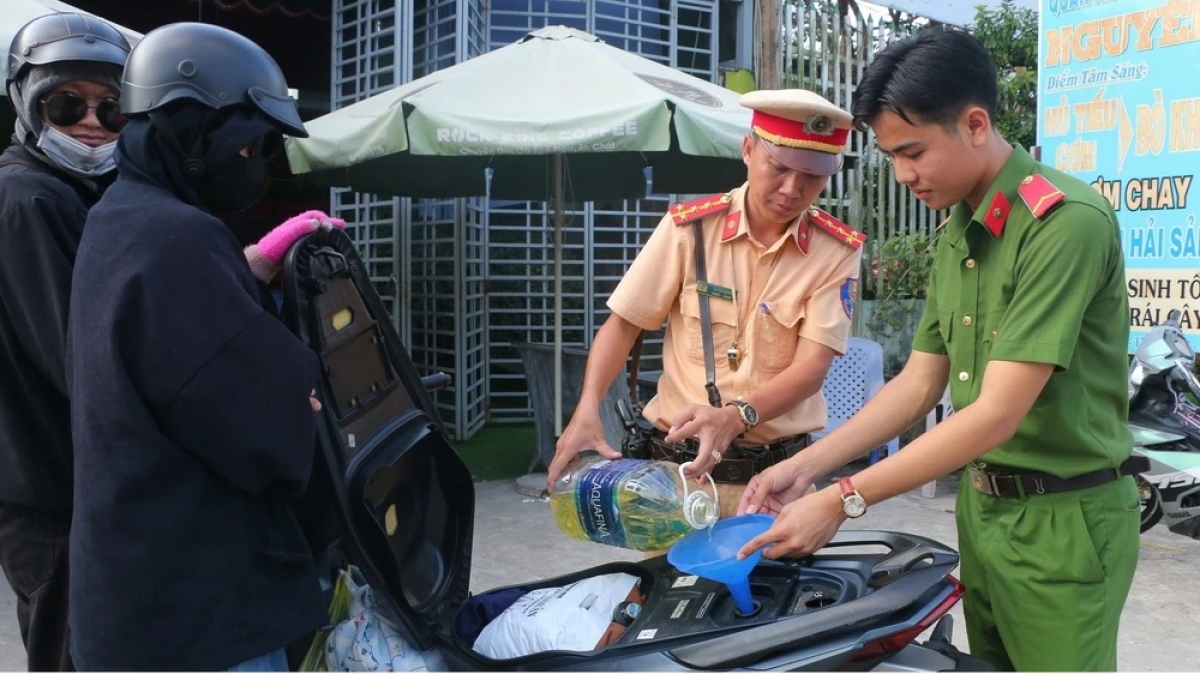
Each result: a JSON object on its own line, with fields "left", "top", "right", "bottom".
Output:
{"left": 286, "top": 25, "right": 753, "bottom": 433}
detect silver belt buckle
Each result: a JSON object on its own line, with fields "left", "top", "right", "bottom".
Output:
{"left": 969, "top": 466, "right": 998, "bottom": 495}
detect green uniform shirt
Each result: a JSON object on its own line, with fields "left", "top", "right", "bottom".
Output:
{"left": 912, "top": 146, "right": 1131, "bottom": 478}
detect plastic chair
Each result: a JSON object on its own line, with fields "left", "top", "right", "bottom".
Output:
{"left": 512, "top": 342, "right": 628, "bottom": 474}
{"left": 813, "top": 337, "right": 898, "bottom": 464}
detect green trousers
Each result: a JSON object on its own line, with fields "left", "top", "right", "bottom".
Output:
{"left": 955, "top": 473, "right": 1140, "bottom": 671}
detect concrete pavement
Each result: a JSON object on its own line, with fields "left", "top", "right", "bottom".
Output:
{"left": 2, "top": 471, "right": 1197, "bottom": 671}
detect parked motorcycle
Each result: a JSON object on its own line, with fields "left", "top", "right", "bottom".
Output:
{"left": 279, "top": 228, "right": 993, "bottom": 671}
{"left": 1128, "top": 310, "right": 1200, "bottom": 539}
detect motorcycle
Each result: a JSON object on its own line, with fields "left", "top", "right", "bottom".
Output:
{"left": 1127, "top": 310, "right": 1200, "bottom": 539}
{"left": 280, "top": 228, "right": 993, "bottom": 671}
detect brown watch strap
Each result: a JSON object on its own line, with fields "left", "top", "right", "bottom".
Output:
{"left": 838, "top": 477, "right": 857, "bottom": 499}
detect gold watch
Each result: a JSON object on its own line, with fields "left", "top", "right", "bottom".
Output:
{"left": 726, "top": 400, "right": 759, "bottom": 431}
{"left": 838, "top": 477, "right": 867, "bottom": 518}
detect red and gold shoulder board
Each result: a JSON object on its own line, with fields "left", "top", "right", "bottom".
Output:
{"left": 670, "top": 193, "right": 733, "bottom": 226}
{"left": 1017, "top": 174, "right": 1066, "bottom": 218}
{"left": 808, "top": 208, "right": 866, "bottom": 250}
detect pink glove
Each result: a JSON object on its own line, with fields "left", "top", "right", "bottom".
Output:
{"left": 256, "top": 210, "right": 347, "bottom": 266}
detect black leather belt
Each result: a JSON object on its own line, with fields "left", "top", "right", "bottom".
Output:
{"left": 647, "top": 431, "right": 809, "bottom": 484}
{"left": 966, "top": 455, "right": 1150, "bottom": 498}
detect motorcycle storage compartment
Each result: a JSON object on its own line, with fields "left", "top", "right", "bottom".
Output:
{"left": 280, "top": 229, "right": 974, "bottom": 671}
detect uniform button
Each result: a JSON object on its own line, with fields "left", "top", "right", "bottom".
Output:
{"left": 958, "top": 371, "right": 970, "bottom": 381}
{"left": 1021, "top": 175, "right": 1034, "bottom": 185}
{"left": 991, "top": 207, "right": 1003, "bottom": 218}
{"left": 962, "top": 315, "right": 973, "bottom": 326}
{"left": 965, "top": 258, "right": 976, "bottom": 269}
{"left": 760, "top": 258, "right": 769, "bottom": 265}
{"left": 991, "top": 329, "right": 998, "bottom": 339}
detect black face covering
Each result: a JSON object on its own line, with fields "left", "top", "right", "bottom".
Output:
{"left": 200, "top": 140, "right": 270, "bottom": 213}
{"left": 114, "top": 104, "right": 280, "bottom": 214}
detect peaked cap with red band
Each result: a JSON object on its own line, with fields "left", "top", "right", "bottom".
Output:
{"left": 741, "top": 89, "right": 853, "bottom": 176}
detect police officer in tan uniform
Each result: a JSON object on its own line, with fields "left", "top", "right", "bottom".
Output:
{"left": 547, "top": 90, "right": 864, "bottom": 517}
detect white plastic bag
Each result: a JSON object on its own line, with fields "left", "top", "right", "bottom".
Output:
{"left": 325, "top": 570, "right": 446, "bottom": 672}
{"left": 471, "top": 572, "right": 640, "bottom": 660}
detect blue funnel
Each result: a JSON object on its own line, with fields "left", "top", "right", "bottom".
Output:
{"left": 668, "top": 514, "right": 773, "bottom": 615}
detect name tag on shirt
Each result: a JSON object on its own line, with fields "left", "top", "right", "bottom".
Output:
{"left": 696, "top": 282, "right": 735, "bottom": 302}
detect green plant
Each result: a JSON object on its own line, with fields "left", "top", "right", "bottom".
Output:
{"left": 968, "top": 0, "right": 1038, "bottom": 150}
{"left": 861, "top": 231, "right": 937, "bottom": 372}
{"left": 868, "top": 231, "right": 937, "bottom": 301}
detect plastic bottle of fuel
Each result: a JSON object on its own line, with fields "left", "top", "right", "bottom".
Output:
{"left": 549, "top": 457, "right": 719, "bottom": 551}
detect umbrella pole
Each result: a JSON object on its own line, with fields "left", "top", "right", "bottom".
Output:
{"left": 553, "top": 153, "right": 565, "bottom": 437}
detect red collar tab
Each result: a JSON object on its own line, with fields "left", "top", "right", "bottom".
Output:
{"left": 982, "top": 190, "right": 1011, "bottom": 237}
{"left": 797, "top": 218, "right": 811, "bottom": 254}
{"left": 752, "top": 110, "right": 850, "bottom": 155}
{"left": 1017, "top": 174, "right": 1066, "bottom": 219}
{"left": 671, "top": 193, "right": 733, "bottom": 226}
{"left": 807, "top": 208, "right": 865, "bottom": 250}
{"left": 721, "top": 211, "right": 742, "bottom": 241}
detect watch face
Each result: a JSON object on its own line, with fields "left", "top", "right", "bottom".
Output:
{"left": 843, "top": 494, "right": 867, "bottom": 518}
{"left": 743, "top": 404, "right": 758, "bottom": 425}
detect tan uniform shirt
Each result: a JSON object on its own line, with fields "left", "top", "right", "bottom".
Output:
{"left": 607, "top": 183, "right": 863, "bottom": 443}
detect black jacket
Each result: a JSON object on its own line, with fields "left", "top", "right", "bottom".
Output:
{"left": 66, "top": 118, "right": 327, "bottom": 670}
{"left": 0, "top": 143, "right": 103, "bottom": 514}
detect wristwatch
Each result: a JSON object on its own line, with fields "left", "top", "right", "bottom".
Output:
{"left": 726, "top": 400, "right": 759, "bottom": 431}
{"left": 838, "top": 477, "right": 867, "bottom": 518}
{"left": 612, "top": 601, "right": 641, "bottom": 627}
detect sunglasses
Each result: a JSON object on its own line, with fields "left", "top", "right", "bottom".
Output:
{"left": 40, "top": 92, "right": 127, "bottom": 133}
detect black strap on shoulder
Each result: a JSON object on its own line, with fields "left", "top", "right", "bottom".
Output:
{"left": 149, "top": 109, "right": 213, "bottom": 182}
{"left": 622, "top": 220, "right": 723, "bottom": 410}
{"left": 627, "top": 330, "right": 645, "bottom": 410}
{"left": 693, "top": 221, "right": 722, "bottom": 408}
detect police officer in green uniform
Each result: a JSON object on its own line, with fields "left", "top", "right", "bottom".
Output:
{"left": 735, "top": 27, "right": 1140, "bottom": 671}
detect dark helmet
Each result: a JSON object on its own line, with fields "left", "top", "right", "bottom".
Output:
{"left": 6, "top": 12, "right": 131, "bottom": 87}
{"left": 120, "top": 22, "right": 307, "bottom": 137}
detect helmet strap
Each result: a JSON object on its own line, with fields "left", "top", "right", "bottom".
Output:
{"left": 149, "top": 108, "right": 213, "bottom": 182}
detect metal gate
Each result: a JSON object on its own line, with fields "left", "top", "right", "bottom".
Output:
{"left": 331, "top": 0, "right": 728, "bottom": 439}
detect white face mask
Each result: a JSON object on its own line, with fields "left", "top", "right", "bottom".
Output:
{"left": 36, "top": 126, "right": 117, "bottom": 177}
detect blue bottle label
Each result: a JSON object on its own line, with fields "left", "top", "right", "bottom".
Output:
{"left": 575, "top": 459, "right": 638, "bottom": 548}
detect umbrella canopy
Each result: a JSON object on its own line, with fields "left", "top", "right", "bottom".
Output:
{"left": 285, "top": 25, "right": 755, "bottom": 437}
{"left": 285, "top": 25, "right": 753, "bottom": 201}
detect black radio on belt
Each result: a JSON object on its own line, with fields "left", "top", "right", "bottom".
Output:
{"left": 615, "top": 398, "right": 653, "bottom": 460}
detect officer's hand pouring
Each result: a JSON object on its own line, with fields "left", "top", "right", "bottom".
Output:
{"left": 547, "top": 409, "right": 623, "bottom": 491}
{"left": 664, "top": 403, "right": 745, "bottom": 477}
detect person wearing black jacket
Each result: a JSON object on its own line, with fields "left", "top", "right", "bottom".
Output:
{"left": 0, "top": 13, "right": 130, "bottom": 672}
{"left": 65, "top": 22, "right": 343, "bottom": 671}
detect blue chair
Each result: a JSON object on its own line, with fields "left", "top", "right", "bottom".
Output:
{"left": 813, "top": 337, "right": 899, "bottom": 464}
